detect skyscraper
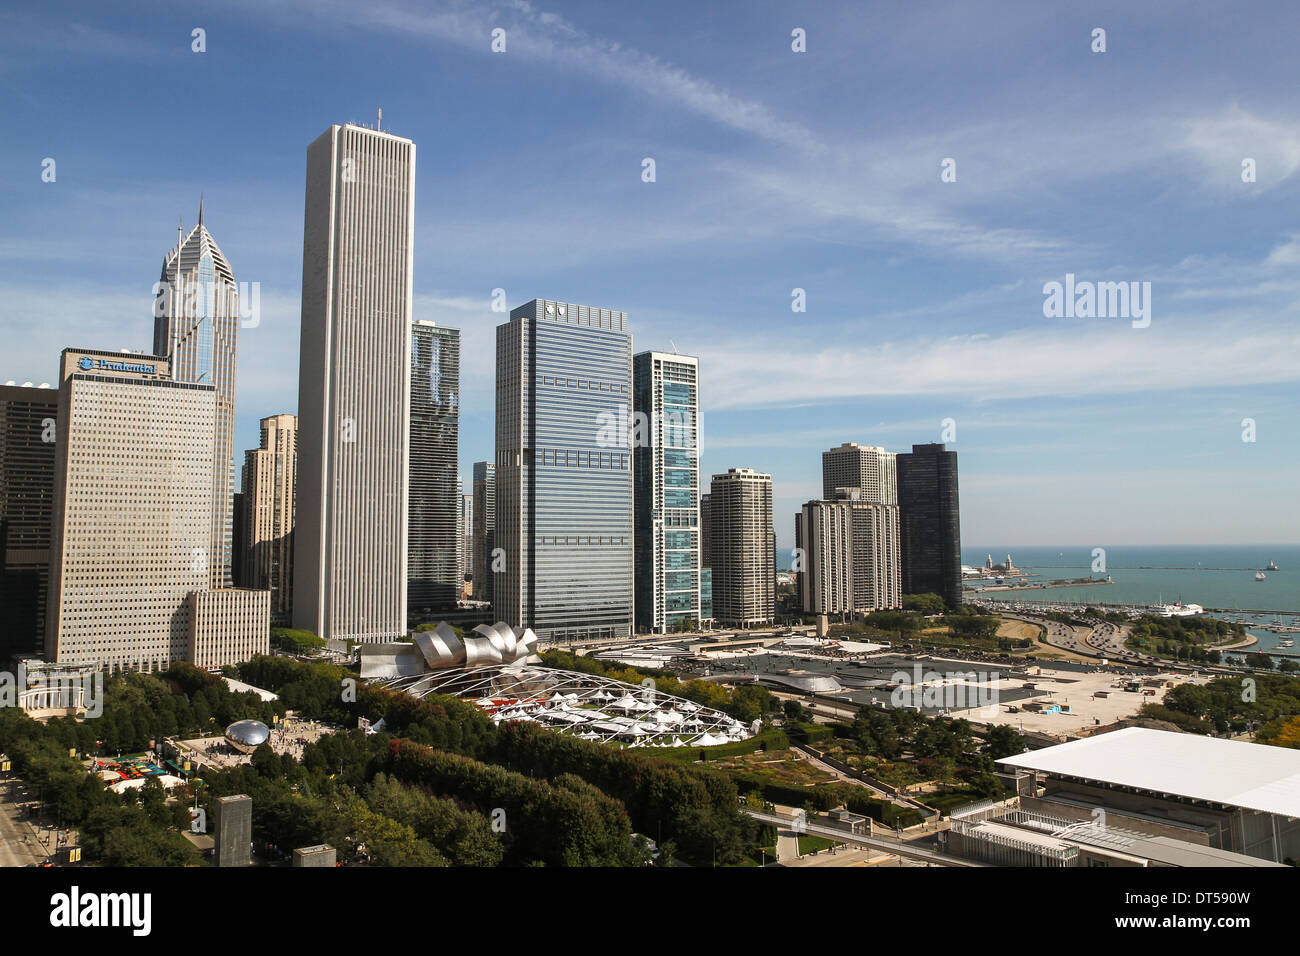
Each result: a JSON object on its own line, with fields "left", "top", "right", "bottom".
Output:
{"left": 472, "top": 460, "right": 495, "bottom": 603}
{"left": 407, "top": 320, "right": 460, "bottom": 613}
{"left": 798, "top": 492, "right": 901, "bottom": 616}
{"left": 709, "top": 468, "right": 774, "bottom": 627}
{"left": 295, "top": 123, "right": 415, "bottom": 642}
{"left": 633, "top": 351, "right": 700, "bottom": 634}
{"left": 46, "top": 349, "right": 215, "bottom": 671}
{"left": 239, "top": 413, "right": 297, "bottom": 626}
{"left": 154, "top": 202, "right": 240, "bottom": 588}
{"left": 0, "top": 382, "right": 57, "bottom": 662}
{"left": 897, "top": 442, "right": 962, "bottom": 608}
{"left": 495, "top": 298, "right": 633, "bottom": 642}
{"left": 460, "top": 490, "right": 473, "bottom": 599}
{"left": 822, "top": 442, "right": 897, "bottom": 504}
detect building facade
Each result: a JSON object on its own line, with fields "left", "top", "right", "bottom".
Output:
{"left": 46, "top": 349, "right": 215, "bottom": 671}
{"left": 188, "top": 588, "right": 271, "bottom": 670}
{"left": 460, "top": 490, "right": 473, "bottom": 599}
{"left": 154, "top": 203, "right": 240, "bottom": 589}
{"left": 797, "top": 493, "right": 902, "bottom": 616}
{"left": 633, "top": 351, "right": 701, "bottom": 634}
{"left": 708, "top": 468, "right": 774, "bottom": 627}
{"left": 295, "top": 123, "right": 415, "bottom": 641}
{"left": 407, "top": 320, "right": 460, "bottom": 613}
{"left": 495, "top": 299, "right": 634, "bottom": 643}
{"left": 897, "top": 442, "right": 962, "bottom": 607}
{"left": 472, "top": 460, "right": 495, "bottom": 602}
{"left": 239, "top": 413, "right": 297, "bottom": 625}
{"left": 821, "top": 442, "right": 897, "bottom": 504}
{"left": 0, "top": 383, "right": 57, "bottom": 662}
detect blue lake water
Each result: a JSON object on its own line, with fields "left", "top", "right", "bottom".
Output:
{"left": 964, "top": 545, "right": 1300, "bottom": 653}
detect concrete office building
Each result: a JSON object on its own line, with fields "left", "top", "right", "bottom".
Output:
{"left": 407, "top": 321, "right": 460, "bottom": 613}
{"left": 897, "top": 442, "right": 962, "bottom": 607}
{"left": 797, "top": 492, "right": 901, "bottom": 616}
{"left": 155, "top": 202, "right": 241, "bottom": 589}
{"left": 708, "top": 468, "right": 774, "bottom": 627}
{"left": 188, "top": 588, "right": 271, "bottom": 670}
{"left": 295, "top": 123, "right": 415, "bottom": 641}
{"left": 239, "top": 413, "right": 297, "bottom": 625}
{"left": 472, "top": 461, "right": 495, "bottom": 602}
{"left": 822, "top": 442, "right": 897, "bottom": 504}
{"left": 46, "top": 349, "right": 215, "bottom": 671}
{"left": 495, "top": 299, "right": 634, "bottom": 643}
{"left": 0, "top": 382, "right": 57, "bottom": 662}
{"left": 213, "top": 794, "right": 253, "bottom": 867}
{"left": 633, "top": 351, "right": 701, "bottom": 634}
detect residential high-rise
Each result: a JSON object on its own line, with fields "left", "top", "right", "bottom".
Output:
{"left": 239, "top": 414, "right": 297, "bottom": 626}
{"left": 822, "top": 442, "right": 897, "bottom": 504}
{"left": 0, "top": 382, "right": 57, "bottom": 662}
{"left": 460, "top": 490, "right": 473, "bottom": 599}
{"left": 495, "top": 299, "right": 633, "bottom": 642}
{"left": 633, "top": 351, "right": 700, "bottom": 634}
{"left": 897, "top": 442, "right": 962, "bottom": 607}
{"left": 46, "top": 349, "right": 215, "bottom": 671}
{"left": 407, "top": 320, "right": 460, "bottom": 613}
{"left": 700, "top": 492, "right": 712, "bottom": 570}
{"left": 154, "top": 203, "right": 240, "bottom": 588}
{"left": 295, "top": 123, "right": 415, "bottom": 642}
{"left": 472, "top": 461, "right": 495, "bottom": 603}
{"left": 797, "top": 491, "right": 901, "bottom": 616}
{"left": 709, "top": 468, "right": 774, "bottom": 627}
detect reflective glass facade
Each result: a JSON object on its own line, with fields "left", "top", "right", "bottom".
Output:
{"left": 634, "top": 351, "right": 700, "bottom": 634}
{"left": 408, "top": 321, "right": 460, "bottom": 612}
{"left": 495, "top": 300, "right": 633, "bottom": 643}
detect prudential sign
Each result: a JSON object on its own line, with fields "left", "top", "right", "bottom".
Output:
{"left": 77, "top": 356, "right": 157, "bottom": 375}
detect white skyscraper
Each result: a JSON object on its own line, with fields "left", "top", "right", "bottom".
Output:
{"left": 821, "top": 442, "right": 897, "bottom": 505}
{"left": 294, "top": 123, "right": 415, "bottom": 641}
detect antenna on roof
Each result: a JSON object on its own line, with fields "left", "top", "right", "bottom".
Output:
{"left": 669, "top": 338, "right": 679, "bottom": 354}
{"left": 198, "top": 192, "right": 204, "bottom": 227}
{"left": 377, "top": 107, "right": 382, "bottom": 131}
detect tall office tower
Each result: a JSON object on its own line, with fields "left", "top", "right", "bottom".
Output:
{"left": 472, "top": 461, "right": 495, "bottom": 602}
{"left": 633, "top": 351, "right": 700, "bottom": 634}
{"left": 240, "top": 414, "right": 297, "bottom": 625}
{"left": 495, "top": 299, "right": 633, "bottom": 642}
{"left": 821, "top": 442, "right": 897, "bottom": 504}
{"left": 797, "top": 491, "right": 901, "bottom": 616}
{"left": 155, "top": 203, "right": 240, "bottom": 588}
{"left": 0, "top": 382, "right": 57, "bottom": 662}
{"left": 460, "top": 490, "right": 473, "bottom": 598}
{"left": 407, "top": 320, "right": 460, "bottom": 613}
{"left": 897, "top": 442, "right": 962, "bottom": 608}
{"left": 231, "top": 492, "right": 248, "bottom": 585}
{"left": 46, "top": 349, "right": 215, "bottom": 671}
{"left": 295, "top": 123, "right": 415, "bottom": 641}
{"left": 700, "top": 492, "right": 712, "bottom": 569}
{"left": 708, "top": 468, "right": 774, "bottom": 627}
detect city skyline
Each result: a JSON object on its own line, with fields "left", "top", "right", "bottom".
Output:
{"left": 2, "top": 3, "right": 1298, "bottom": 556}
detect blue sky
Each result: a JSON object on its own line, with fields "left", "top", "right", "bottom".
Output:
{"left": 2, "top": 0, "right": 1298, "bottom": 553}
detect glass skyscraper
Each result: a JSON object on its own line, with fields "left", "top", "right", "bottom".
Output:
{"left": 898, "top": 442, "right": 962, "bottom": 608}
{"left": 408, "top": 320, "right": 460, "bottom": 613}
{"left": 634, "top": 351, "right": 700, "bottom": 634}
{"left": 154, "top": 201, "right": 240, "bottom": 589}
{"left": 472, "top": 461, "right": 495, "bottom": 603}
{"left": 495, "top": 299, "right": 633, "bottom": 643}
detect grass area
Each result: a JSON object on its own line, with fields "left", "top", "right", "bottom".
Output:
{"left": 797, "top": 834, "right": 842, "bottom": 854}
{"left": 924, "top": 787, "right": 994, "bottom": 814}
{"left": 713, "top": 749, "right": 838, "bottom": 787}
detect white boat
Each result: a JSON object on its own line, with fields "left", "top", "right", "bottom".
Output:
{"left": 1255, "top": 572, "right": 1266, "bottom": 582}
{"left": 1266, "top": 560, "right": 1279, "bottom": 571}
{"left": 1278, "top": 639, "right": 1294, "bottom": 648}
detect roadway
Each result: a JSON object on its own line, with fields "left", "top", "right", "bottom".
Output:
{"left": 0, "top": 777, "right": 54, "bottom": 867}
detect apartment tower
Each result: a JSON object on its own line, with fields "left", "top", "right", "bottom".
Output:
{"left": 407, "top": 320, "right": 460, "bottom": 613}
{"left": 708, "top": 468, "right": 774, "bottom": 627}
